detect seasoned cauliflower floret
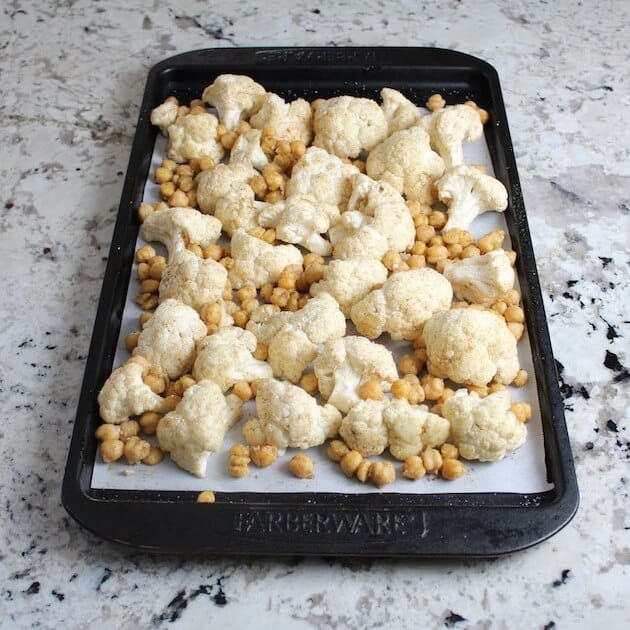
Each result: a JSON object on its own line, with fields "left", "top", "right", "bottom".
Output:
{"left": 267, "top": 328, "right": 318, "bottom": 383}
{"left": 309, "top": 259, "right": 388, "bottom": 317}
{"left": 329, "top": 173, "right": 415, "bottom": 259}
{"left": 159, "top": 249, "right": 227, "bottom": 310}
{"left": 229, "top": 128, "right": 269, "bottom": 170}
{"left": 423, "top": 308, "right": 520, "bottom": 386}
{"left": 442, "top": 389, "right": 527, "bottom": 461}
{"left": 313, "top": 336, "right": 397, "bottom": 413}
{"left": 157, "top": 380, "right": 243, "bottom": 477}
{"left": 166, "top": 112, "right": 224, "bottom": 164}
{"left": 150, "top": 98, "right": 178, "bottom": 135}
{"left": 422, "top": 104, "right": 483, "bottom": 169}
{"left": 214, "top": 185, "right": 264, "bottom": 237}
{"left": 228, "top": 229, "right": 303, "bottom": 289}
{"left": 258, "top": 195, "right": 339, "bottom": 256}
{"left": 250, "top": 92, "right": 312, "bottom": 144}
{"left": 380, "top": 87, "right": 422, "bottom": 135}
{"left": 134, "top": 299, "right": 207, "bottom": 380}
{"left": 141, "top": 207, "right": 222, "bottom": 261}
{"left": 313, "top": 95, "right": 388, "bottom": 159}
{"left": 246, "top": 293, "right": 346, "bottom": 346}
{"left": 436, "top": 165, "right": 509, "bottom": 232}
{"left": 196, "top": 161, "right": 258, "bottom": 215}
{"left": 97, "top": 357, "right": 165, "bottom": 424}
{"left": 193, "top": 326, "right": 273, "bottom": 391}
{"left": 243, "top": 379, "right": 341, "bottom": 449}
{"left": 366, "top": 126, "right": 444, "bottom": 204}
{"left": 350, "top": 267, "right": 452, "bottom": 341}
{"left": 339, "top": 399, "right": 390, "bottom": 456}
{"left": 443, "top": 249, "right": 515, "bottom": 306}
{"left": 201, "top": 74, "right": 266, "bottom": 131}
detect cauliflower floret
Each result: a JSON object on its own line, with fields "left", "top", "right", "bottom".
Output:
{"left": 313, "top": 336, "right": 397, "bottom": 413}
{"left": 229, "top": 128, "right": 269, "bottom": 170}
{"left": 442, "top": 389, "right": 527, "bottom": 461}
{"left": 286, "top": 147, "right": 359, "bottom": 211}
{"left": 313, "top": 95, "right": 388, "bottom": 159}
{"left": 192, "top": 326, "right": 273, "bottom": 391}
{"left": 214, "top": 185, "right": 264, "bottom": 236}
{"left": 249, "top": 92, "right": 312, "bottom": 144}
{"left": 150, "top": 98, "right": 178, "bottom": 135}
{"left": 350, "top": 267, "right": 452, "bottom": 340}
{"left": 422, "top": 104, "right": 483, "bottom": 169}
{"left": 436, "top": 165, "right": 509, "bottom": 232}
{"left": 443, "top": 249, "right": 516, "bottom": 306}
{"left": 329, "top": 174, "right": 415, "bottom": 259}
{"left": 339, "top": 399, "right": 390, "bottom": 456}
{"left": 383, "top": 398, "right": 450, "bottom": 460}
{"left": 159, "top": 249, "right": 228, "bottom": 311}
{"left": 133, "top": 299, "right": 207, "bottom": 379}
{"left": 196, "top": 161, "right": 258, "bottom": 215}
{"left": 166, "top": 112, "right": 224, "bottom": 164}
{"left": 267, "top": 328, "right": 318, "bottom": 383}
{"left": 246, "top": 293, "right": 346, "bottom": 346}
{"left": 201, "top": 74, "right": 266, "bottom": 131}
{"left": 141, "top": 207, "right": 222, "bottom": 261}
{"left": 258, "top": 195, "right": 339, "bottom": 256}
{"left": 97, "top": 357, "right": 165, "bottom": 424}
{"left": 423, "top": 308, "right": 520, "bottom": 386}
{"left": 157, "top": 380, "right": 243, "bottom": 477}
{"left": 365, "top": 126, "right": 444, "bottom": 204}
{"left": 380, "top": 88, "right": 422, "bottom": 134}
{"left": 243, "top": 379, "right": 341, "bottom": 449}
{"left": 228, "top": 229, "right": 303, "bottom": 289}
{"left": 309, "top": 259, "right": 388, "bottom": 317}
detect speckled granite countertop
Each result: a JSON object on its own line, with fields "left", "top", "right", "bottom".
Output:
{"left": 0, "top": 1, "right": 628, "bottom": 628}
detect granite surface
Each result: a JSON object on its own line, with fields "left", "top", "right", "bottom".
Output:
{"left": 0, "top": 0, "right": 628, "bottom": 628}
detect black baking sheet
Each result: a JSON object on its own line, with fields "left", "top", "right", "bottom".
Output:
{"left": 62, "top": 47, "right": 578, "bottom": 556}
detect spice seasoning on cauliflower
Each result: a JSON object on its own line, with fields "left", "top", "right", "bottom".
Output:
{"left": 339, "top": 399, "right": 390, "bottom": 456}
{"left": 214, "top": 184, "right": 264, "bottom": 237}
{"left": 441, "top": 389, "right": 527, "bottom": 461}
{"left": 166, "top": 112, "right": 225, "bottom": 164}
{"left": 250, "top": 92, "right": 313, "bottom": 144}
{"left": 229, "top": 128, "right": 269, "bottom": 170}
{"left": 423, "top": 308, "right": 520, "bottom": 386}
{"left": 350, "top": 267, "right": 453, "bottom": 341}
{"left": 267, "top": 328, "right": 318, "bottom": 383}
{"left": 313, "top": 95, "right": 388, "bottom": 159}
{"left": 157, "top": 380, "right": 243, "bottom": 477}
{"left": 242, "top": 379, "right": 341, "bottom": 449}
{"left": 150, "top": 97, "right": 179, "bottom": 135}
{"left": 380, "top": 88, "right": 422, "bottom": 135}
{"left": 196, "top": 161, "right": 258, "bottom": 215}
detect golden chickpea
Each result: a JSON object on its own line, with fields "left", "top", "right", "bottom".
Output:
{"left": 340, "top": 450, "right": 363, "bottom": 477}
{"left": 447, "top": 243, "right": 463, "bottom": 258}
{"left": 505, "top": 305, "right": 525, "bottom": 324}
{"left": 143, "top": 372, "right": 165, "bottom": 395}
{"left": 467, "top": 384, "right": 488, "bottom": 398}
{"left": 426, "top": 93, "right": 446, "bottom": 111}
{"left": 290, "top": 140, "right": 306, "bottom": 158}
{"left": 414, "top": 347, "right": 428, "bottom": 369}
{"left": 407, "top": 254, "right": 425, "bottom": 269}
{"left": 422, "top": 447, "right": 443, "bottom": 474}
{"left": 198, "top": 156, "right": 215, "bottom": 171}
{"left": 415, "top": 224, "right": 435, "bottom": 243}
{"left": 187, "top": 243, "right": 203, "bottom": 258}
{"left": 488, "top": 382, "right": 506, "bottom": 394}
{"left": 233, "top": 381, "right": 253, "bottom": 402}
{"left": 229, "top": 443, "right": 250, "bottom": 477}
{"left": 249, "top": 445, "right": 278, "bottom": 468}
{"left": 136, "top": 245, "right": 156, "bottom": 264}
{"left": 477, "top": 229, "right": 504, "bottom": 253}
{"left": 299, "top": 372, "right": 319, "bottom": 395}
{"left": 250, "top": 380, "right": 262, "bottom": 397}
{"left": 382, "top": 250, "right": 404, "bottom": 272}
{"left": 438, "top": 387, "right": 455, "bottom": 405}
{"left": 327, "top": 440, "right": 350, "bottom": 463}
{"left": 428, "top": 210, "right": 447, "bottom": 230}
{"left": 149, "top": 258, "right": 166, "bottom": 281}
{"left": 289, "top": 454, "right": 315, "bottom": 479}
{"left": 511, "top": 402, "right": 533, "bottom": 423}
{"left": 262, "top": 228, "right": 276, "bottom": 244}
{"left": 391, "top": 379, "right": 412, "bottom": 399}
{"left": 241, "top": 298, "right": 260, "bottom": 314}
{"left": 220, "top": 131, "right": 237, "bottom": 150}
{"left": 95, "top": 423, "right": 120, "bottom": 442}
{"left": 123, "top": 436, "right": 151, "bottom": 464}
{"left": 202, "top": 244, "right": 223, "bottom": 261}
{"left": 199, "top": 302, "right": 223, "bottom": 327}
{"left": 426, "top": 245, "right": 449, "bottom": 265}
{"left": 411, "top": 241, "right": 427, "bottom": 256}
{"left": 270, "top": 287, "right": 290, "bottom": 308}
{"left": 369, "top": 461, "right": 396, "bottom": 487}
{"left": 139, "top": 411, "right": 160, "bottom": 436}
{"left": 197, "top": 490, "right": 216, "bottom": 503}
{"left": 233, "top": 310, "right": 249, "bottom": 328}
{"left": 162, "top": 394, "right": 181, "bottom": 412}
{"left": 142, "top": 446, "right": 164, "bottom": 466}
{"left": 277, "top": 269, "right": 297, "bottom": 290}
{"left": 508, "top": 322, "right": 525, "bottom": 341}
{"left": 140, "top": 279, "right": 160, "bottom": 294}
{"left": 303, "top": 253, "right": 324, "bottom": 267}
{"left": 440, "top": 443, "right": 459, "bottom": 460}
{"left": 252, "top": 343, "right": 268, "bottom": 362}
{"left": 461, "top": 244, "right": 481, "bottom": 259}
{"left": 119, "top": 420, "right": 141, "bottom": 441}
{"left": 512, "top": 369, "right": 529, "bottom": 387}
{"left": 492, "top": 301, "right": 508, "bottom": 315}
{"left": 407, "top": 383, "right": 426, "bottom": 405}
{"left": 399, "top": 355, "right": 420, "bottom": 376}
{"left": 464, "top": 100, "right": 489, "bottom": 124}
{"left": 421, "top": 375, "right": 445, "bottom": 401}
{"left": 124, "top": 331, "right": 140, "bottom": 352}
{"left": 100, "top": 439, "right": 124, "bottom": 463}
{"left": 303, "top": 262, "right": 325, "bottom": 286}
{"left": 358, "top": 378, "right": 383, "bottom": 401}
{"left": 441, "top": 458, "right": 467, "bottom": 480}
{"left": 403, "top": 455, "right": 426, "bottom": 480}
{"left": 356, "top": 459, "right": 372, "bottom": 483}
{"left": 154, "top": 166, "right": 172, "bottom": 184}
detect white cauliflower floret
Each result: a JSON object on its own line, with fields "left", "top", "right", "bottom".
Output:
{"left": 383, "top": 399, "right": 450, "bottom": 461}
{"left": 366, "top": 126, "right": 444, "bottom": 204}
{"left": 141, "top": 207, "right": 222, "bottom": 261}
{"left": 267, "top": 328, "right": 318, "bottom": 383}
{"left": 380, "top": 87, "right": 422, "bottom": 135}
{"left": 192, "top": 326, "right": 273, "bottom": 391}
{"left": 243, "top": 379, "right": 341, "bottom": 449}
{"left": 229, "top": 128, "right": 269, "bottom": 170}
{"left": 422, "top": 104, "right": 483, "bottom": 169}
{"left": 246, "top": 293, "right": 346, "bottom": 346}
{"left": 228, "top": 229, "right": 303, "bottom": 289}
{"left": 442, "top": 389, "right": 527, "bottom": 461}
{"left": 150, "top": 98, "right": 178, "bottom": 135}
{"left": 423, "top": 308, "right": 520, "bottom": 386}
{"left": 286, "top": 147, "right": 359, "bottom": 211}
{"left": 443, "top": 249, "right": 515, "bottom": 306}
{"left": 157, "top": 380, "right": 243, "bottom": 477}
{"left": 258, "top": 195, "right": 339, "bottom": 256}
{"left": 196, "top": 161, "right": 258, "bottom": 215}
{"left": 250, "top": 92, "right": 312, "bottom": 144}
{"left": 133, "top": 299, "right": 207, "bottom": 380}
{"left": 201, "top": 74, "right": 266, "bottom": 131}
{"left": 436, "top": 165, "right": 509, "bottom": 231}
{"left": 313, "top": 95, "right": 388, "bottom": 159}
{"left": 159, "top": 249, "right": 228, "bottom": 310}
{"left": 309, "top": 259, "right": 388, "bottom": 317}
{"left": 340, "top": 399, "right": 390, "bottom": 456}
{"left": 166, "top": 112, "right": 224, "bottom": 164}
{"left": 214, "top": 185, "right": 264, "bottom": 236}
{"left": 329, "top": 174, "right": 415, "bottom": 259}
{"left": 350, "top": 267, "right": 452, "bottom": 341}
{"left": 97, "top": 357, "right": 165, "bottom": 424}
{"left": 313, "top": 336, "right": 397, "bottom": 413}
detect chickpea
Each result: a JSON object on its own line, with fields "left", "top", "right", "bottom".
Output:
{"left": 303, "top": 253, "right": 324, "bottom": 267}
{"left": 162, "top": 394, "right": 181, "bottom": 412}
{"left": 355, "top": 460, "right": 371, "bottom": 483}
{"left": 426, "top": 93, "right": 446, "bottom": 111}
{"left": 428, "top": 210, "right": 447, "bottom": 230}
{"left": 299, "top": 372, "right": 318, "bottom": 395}
{"left": 138, "top": 202, "right": 154, "bottom": 222}
{"left": 159, "top": 181, "right": 175, "bottom": 199}
{"left": 411, "top": 241, "right": 427, "bottom": 256}
{"left": 508, "top": 322, "right": 525, "bottom": 341}
{"left": 512, "top": 369, "right": 529, "bottom": 387}
{"left": 407, "top": 383, "right": 426, "bottom": 405}
{"left": 391, "top": 378, "right": 412, "bottom": 400}
{"left": 220, "top": 131, "right": 237, "bottom": 150}
{"left": 441, "top": 458, "right": 467, "bottom": 480}
{"left": 249, "top": 445, "right": 278, "bottom": 468}
{"left": 262, "top": 229, "right": 276, "bottom": 244}
{"left": 259, "top": 283, "right": 274, "bottom": 303}
{"left": 358, "top": 378, "right": 383, "bottom": 401}
{"left": 440, "top": 443, "right": 459, "bottom": 460}
{"left": 229, "top": 443, "right": 250, "bottom": 477}
{"left": 233, "top": 310, "right": 249, "bottom": 328}
{"left": 422, "top": 447, "right": 443, "bottom": 474}
{"left": 461, "top": 244, "right": 481, "bottom": 259}
{"left": 492, "top": 300, "right": 508, "bottom": 315}
{"left": 511, "top": 402, "right": 533, "bottom": 423}
{"left": 100, "top": 439, "right": 124, "bottom": 463}
{"left": 174, "top": 375, "right": 195, "bottom": 396}
{"left": 414, "top": 347, "right": 428, "bottom": 370}
{"left": 250, "top": 379, "right": 262, "bottom": 397}
{"left": 149, "top": 258, "right": 166, "bottom": 280}
{"left": 407, "top": 254, "right": 425, "bottom": 268}
{"left": 505, "top": 305, "right": 525, "bottom": 324}
{"left": 119, "top": 420, "right": 141, "bottom": 440}
{"left": 289, "top": 454, "right": 315, "bottom": 479}
{"left": 124, "top": 331, "right": 140, "bottom": 352}
{"left": 368, "top": 461, "right": 396, "bottom": 487}
{"left": 467, "top": 384, "right": 488, "bottom": 398}
{"left": 438, "top": 387, "right": 455, "bottom": 405}
{"left": 488, "top": 382, "right": 506, "bottom": 394}
{"left": 139, "top": 411, "right": 160, "bottom": 436}
{"left": 403, "top": 456, "right": 426, "bottom": 480}
{"left": 270, "top": 287, "right": 290, "bottom": 308}
{"left": 421, "top": 375, "right": 445, "bottom": 401}
{"left": 197, "top": 490, "right": 216, "bottom": 503}
{"left": 277, "top": 269, "right": 297, "bottom": 290}
{"left": 426, "top": 245, "right": 449, "bottom": 265}
{"left": 303, "top": 262, "right": 325, "bottom": 285}
{"left": 252, "top": 343, "right": 268, "bottom": 361}
{"left": 142, "top": 446, "right": 164, "bottom": 466}
{"left": 143, "top": 372, "right": 165, "bottom": 395}
{"left": 399, "top": 354, "right": 420, "bottom": 376}
{"left": 241, "top": 298, "right": 260, "bottom": 314}
{"left": 382, "top": 250, "right": 404, "bottom": 272}
{"left": 199, "top": 302, "right": 223, "bottom": 327}
{"left": 415, "top": 224, "right": 435, "bottom": 243}
{"left": 233, "top": 381, "right": 253, "bottom": 402}
{"left": 140, "top": 279, "right": 160, "bottom": 295}
{"left": 198, "top": 156, "right": 215, "bottom": 172}
{"left": 340, "top": 450, "right": 363, "bottom": 477}
{"left": 95, "top": 423, "right": 120, "bottom": 442}
{"left": 123, "top": 436, "right": 151, "bottom": 464}
{"left": 169, "top": 189, "right": 189, "bottom": 207}
{"left": 477, "top": 229, "right": 504, "bottom": 253}
{"left": 464, "top": 100, "right": 489, "bottom": 124}
{"left": 136, "top": 245, "right": 156, "bottom": 264}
